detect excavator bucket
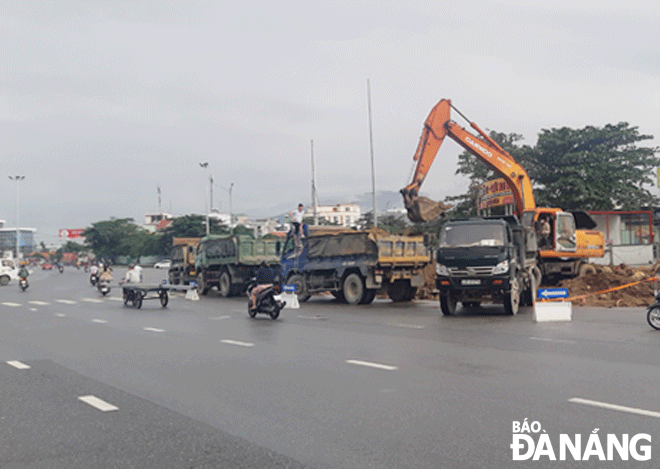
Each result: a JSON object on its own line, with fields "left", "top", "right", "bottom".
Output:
{"left": 403, "top": 195, "right": 452, "bottom": 223}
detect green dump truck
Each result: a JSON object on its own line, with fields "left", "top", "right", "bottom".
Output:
{"left": 194, "top": 235, "right": 281, "bottom": 297}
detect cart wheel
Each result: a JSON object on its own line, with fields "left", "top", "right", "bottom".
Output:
{"left": 160, "top": 291, "right": 169, "bottom": 307}
{"left": 123, "top": 290, "right": 130, "bottom": 306}
{"left": 133, "top": 293, "right": 143, "bottom": 309}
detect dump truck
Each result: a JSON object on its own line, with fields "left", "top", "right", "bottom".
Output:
{"left": 435, "top": 216, "right": 538, "bottom": 316}
{"left": 195, "top": 235, "right": 281, "bottom": 296}
{"left": 280, "top": 228, "right": 430, "bottom": 305}
{"left": 168, "top": 237, "right": 201, "bottom": 285}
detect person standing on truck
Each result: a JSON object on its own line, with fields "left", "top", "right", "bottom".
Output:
{"left": 250, "top": 261, "right": 278, "bottom": 312}
{"left": 289, "top": 203, "right": 305, "bottom": 248}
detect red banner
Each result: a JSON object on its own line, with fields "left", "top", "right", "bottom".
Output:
{"left": 59, "top": 229, "right": 85, "bottom": 239}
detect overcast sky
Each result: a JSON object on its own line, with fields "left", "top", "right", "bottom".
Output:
{"left": 2, "top": 0, "right": 659, "bottom": 245}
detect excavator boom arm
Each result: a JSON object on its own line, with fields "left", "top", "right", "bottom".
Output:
{"left": 401, "top": 99, "right": 535, "bottom": 221}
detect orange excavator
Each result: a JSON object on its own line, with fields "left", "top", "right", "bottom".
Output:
{"left": 401, "top": 99, "right": 605, "bottom": 279}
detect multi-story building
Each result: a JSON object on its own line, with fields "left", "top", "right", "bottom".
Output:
{"left": 313, "top": 203, "right": 361, "bottom": 228}
{"left": 0, "top": 218, "right": 36, "bottom": 258}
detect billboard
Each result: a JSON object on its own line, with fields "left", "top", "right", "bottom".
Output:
{"left": 59, "top": 229, "right": 85, "bottom": 239}
{"left": 478, "top": 178, "right": 514, "bottom": 210}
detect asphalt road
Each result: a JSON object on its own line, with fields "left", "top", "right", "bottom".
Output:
{"left": 1, "top": 266, "right": 659, "bottom": 468}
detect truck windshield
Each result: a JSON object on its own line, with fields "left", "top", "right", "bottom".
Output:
{"left": 439, "top": 224, "right": 506, "bottom": 247}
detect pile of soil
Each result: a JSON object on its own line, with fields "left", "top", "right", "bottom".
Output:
{"left": 554, "top": 264, "right": 657, "bottom": 307}
{"left": 416, "top": 262, "right": 659, "bottom": 307}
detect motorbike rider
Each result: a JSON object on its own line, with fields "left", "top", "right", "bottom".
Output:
{"left": 99, "top": 264, "right": 113, "bottom": 282}
{"left": 250, "top": 261, "right": 278, "bottom": 312}
{"left": 18, "top": 265, "right": 29, "bottom": 280}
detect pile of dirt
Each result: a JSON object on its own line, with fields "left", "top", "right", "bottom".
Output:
{"left": 554, "top": 264, "right": 657, "bottom": 307}
{"left": 416, "top": 262, "right": 659, "bottom": 307}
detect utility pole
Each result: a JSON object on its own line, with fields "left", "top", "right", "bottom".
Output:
{"left": 367, "top": 79, "right": 377, "bottom": 228}
{"left": 199, "top": 162, "right": 210, "bottom": 234}
{"left": 8, "top": 175, "right": 25, "bottom": 259}
{"left": 311, "top": 139, "right": 319, "bottom": 225}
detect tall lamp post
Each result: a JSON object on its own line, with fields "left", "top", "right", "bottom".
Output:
{"left": 221, "top": 183, "right": 234, "bottom": 235}
{"left": 199, "top": 162, "right": 211, "bottom": 235}
{"left": 8, "top": 175, "right": 25, "bottom": 259}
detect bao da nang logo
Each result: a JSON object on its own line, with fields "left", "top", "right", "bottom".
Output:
{"left": 511, "top": 419, "right": 652, "bottom": 461}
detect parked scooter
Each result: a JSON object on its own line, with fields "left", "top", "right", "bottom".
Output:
{"left": 246, "top": 278, "right": 285, "bottom": 320}
{"left": 97, "top": 279, "right": 111, "bottom": 296}
{"left": 18, "top": 276, "right": 29, "bottom": 292}
{"left": 647, "top": 289, "right": 660, "bottom": 330}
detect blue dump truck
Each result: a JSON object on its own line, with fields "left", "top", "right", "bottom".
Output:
{"left": 280, "top": 228, "right": 430, "bottom": 305}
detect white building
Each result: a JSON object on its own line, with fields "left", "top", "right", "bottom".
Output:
{"left": 314, "top": 203, "right": 361, "bottom": 227}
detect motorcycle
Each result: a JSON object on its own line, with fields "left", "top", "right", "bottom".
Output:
{"left": 246, "top": 278, "right": 286, "bottom": 320}
{"left": 58, "top": 264, "right": 64, "bottom": 273}
{"left": 647, "top": 290, "right": 660, "bottom": 330}
{"left": 90, "top": 273, "right": 98, "bottom": 286}
{"left": 97, "top": 279, "right": 111, "bottom": 296}
{"left": 18, "top": 277, "right": 29, "bottom": 292}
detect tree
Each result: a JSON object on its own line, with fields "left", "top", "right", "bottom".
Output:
{"left": 525, "top": 123, "right": 660, "bottom": 210}
{"left": 357, "top": 211, "right": 408, "bottom": 234}
{"left": 82, "top": 218, "right": 145, "bottom": 261}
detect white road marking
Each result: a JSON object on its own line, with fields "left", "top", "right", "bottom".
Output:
{"left": 143, "top": 327, "right": 165, "bottom": 333}
{"left": 78, "top": 395, "right": 118, "bottom": 412}
{"left": 29, "top": 301, "right": 50, "bottom": 306}
{"left": 569, "top": 397, "right": 660, "bottom": 419}
{"left": 209, "top": 315, "right": 231, "bottom": 320}
{"left": 6, "top": 360, "right": 30, "bottom": 370}
{"left": 107, "top": 297, "right": 123, "bottom": 301}
{"left": 346, "top": 359, "right": 398, "bottom": 371}
{"left": 529, "top": 336, "right": 576, "bottom": 344}
{"left": 56, "top": 299, "right": 77, "bottom": 305}
{"left": 92, "top": 319, "right": 108, "bottom": 324}
{"left": 83, "top": 298, "right": 103, "bottom": 303}
{"left": 29, "top": 308, "right": 37, "bottom": 312}
{"left": 221, "top": 339, "right": 255, "bottom": 347}
{"left": 55, "top": 313, "right": 66, "bottom": 317}
{"left": 387, "top": 322, "right": 425, "bottom": 329}
{"left": 2, "top": 302, "right": 21, "bottom": 307}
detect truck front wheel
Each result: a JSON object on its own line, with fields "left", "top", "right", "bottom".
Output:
{"left": 196, "top": 272, "right": 209, "bottom": 295}
{"left": 342, "top": 273, "right": 365, "bottom": 305}
{"left": 288, "top": 274, "right": 311, "bottom": 303}
{"left": 440, "top": 293, "right": 457, "bottom": 316}
{"left": 219, "top": 271, "right": 232, "bottom": 298}
{"left": 503, "top": 275, "right": 521, "bottom": 315}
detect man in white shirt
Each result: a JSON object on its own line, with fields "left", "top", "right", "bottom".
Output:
{"left": 288, "top": 203, "right": 305, "bottom": 247}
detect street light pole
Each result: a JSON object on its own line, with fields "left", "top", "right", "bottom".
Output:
{"left": 8, "top": 175, "right": 25, "bottom": 259}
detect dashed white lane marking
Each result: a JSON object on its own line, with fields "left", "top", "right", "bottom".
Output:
{"left": 209, "top": 315, "right": 231, "bottom": 320}
{"left": 6, "top": 360, "right": 30, "bottom": 370}
{"left": 569, "top": 397, "right": 660, "bottom": 419}
{"left": 29, "top": 308, "right": 37, "bottom": 312}
{"left": 107, "top": 297, "right": 123, "bottom": 301}
{"left": 346, "top": 359, "right": 398, "bottom": 371}
{"left": 83, "top": 298, "right": 103, "bottom": 303}
{"left": 78, "top": 395, "right": 118, "bottom": 412}
{"left": 221, "top": 339, "right": 255, "bottom": 347}
{"left": 529, "top": 336, "right": 576, "bottom": 344}
{"left": 92, "top": 319, "right": 108, "bottom": 324}
{"left": 143, "top": 327, "right": 165, "bottom": 333}
{"left": 297, "top": 315, "right": 327, "bottom": 320}
{"left": 29, "top": 301, "right": 50, "bottom": 306}
{"left": 55, "top": 313, "right": 66, "bottom": 317}
{"left": 387, "top": 322, "right": 425, "bottom": 329}
{"left": 56, "top": 299, "right": 77, "bottom": 305}
{"left": 2, "top": 302, "right": 21, "bottom": 307}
